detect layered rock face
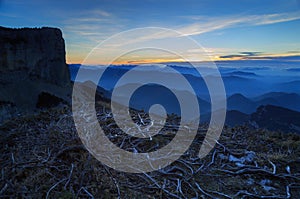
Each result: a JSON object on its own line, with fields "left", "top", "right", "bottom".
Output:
{"left": 0, "top": 27, "right": 71, "bottom": 123}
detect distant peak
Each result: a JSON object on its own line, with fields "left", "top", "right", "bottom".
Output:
{"left": 228, "top": 93, "right": 248, "bottom": 99}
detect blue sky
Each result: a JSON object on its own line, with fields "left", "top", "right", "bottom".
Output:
{"left": 1, "top": 0, "right": 300, "bottom": 63}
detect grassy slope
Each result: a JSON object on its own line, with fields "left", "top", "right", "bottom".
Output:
{"left": 0, "top": 105, "right": 299, "bottom": 198}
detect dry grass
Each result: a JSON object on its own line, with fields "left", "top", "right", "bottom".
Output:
{"left": 0, "top": 105, "right": 300, "bottom": 198}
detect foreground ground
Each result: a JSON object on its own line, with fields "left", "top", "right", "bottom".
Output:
{"left": 0, "top": 105, "right": 300, "bottom": 198}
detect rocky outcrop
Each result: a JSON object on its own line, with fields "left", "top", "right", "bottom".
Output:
{"left": 0, "top": 26, "right": 70, "bottom": 86}
{"left": 0, "top": 27, "right": 71, "bottom": 123}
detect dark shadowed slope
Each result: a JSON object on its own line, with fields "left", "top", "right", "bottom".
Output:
{"left": 250, "top": 105, "right": 300, "bottom": 133}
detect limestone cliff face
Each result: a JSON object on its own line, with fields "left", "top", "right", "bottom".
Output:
{"left": 0, "top": 27, "right": 70, "bottom": 86}
{"left": 0, "top": 27, "right": 71, "bottom": 123}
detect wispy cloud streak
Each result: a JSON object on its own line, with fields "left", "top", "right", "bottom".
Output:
{"left": 179, "top": 12, "right": 300, "bottom": 36}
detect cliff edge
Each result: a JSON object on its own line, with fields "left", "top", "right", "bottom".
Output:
{"left": 0, "top": 27, "right": 71, "bottom": 122}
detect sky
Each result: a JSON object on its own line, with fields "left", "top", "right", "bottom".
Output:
{"left": 1, "top": 0, "right": 300, "bottom": 64}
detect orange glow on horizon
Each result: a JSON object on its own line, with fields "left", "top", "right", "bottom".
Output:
{"left": 66, "top": 52, "right": 300, "bottom": 64}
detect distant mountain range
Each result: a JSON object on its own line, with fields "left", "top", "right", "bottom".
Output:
{"left": 222, "top": 71, "right": 258, "bottom": 77}
{"left": 276, "top": 80, "right": 300, "bottom": 93}
{"left": 228, "top": 92, "right": 300, "bottom": 114}
{"left": 286, "top": 68, "right": 300, "bottom": 72}
{"left": 69, "top": 64, "right": 300, "bottom": 133}
{"left": 203, "top": 105, "right": 300, "bottom": 134}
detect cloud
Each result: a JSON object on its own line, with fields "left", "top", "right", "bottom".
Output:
{"left": 89, "top": 9, "right": 111, "bottom": 17}
{"left": 62, "top": 8, "right": 125, "bottom": 43}
{"left": 219, "top": 52, "right": 262, "bottom": 59}
{"left": 219, "top": 52, "right": 300, "bottom": 61}
{"left": 253, "top": 12, "right": 300, "bottom": 25}
{"left": 103, "top": 11, "right": 300, "bottom": 46}
{"left": 240, "top": 52, "right": 262, "bottom": 56}
{"left": 62, "top": 9, "right": 124, "bottom": 63}
{"left": 178, "top": 12, "right": 300, "bottom": 36}
{"left": 219, "top": 54, "right": 247, "bottom": 59}
{"left": 62, "top": 10, "right": 300, "bottom": 63}
{"left": 178, "top": 17, "right": 247, "bottom": 36}
{"left": 64, "top": 11, "right": 300, "bottom": 45}
{"left": 287, "top": 50, "right": 300, "bottom": 54}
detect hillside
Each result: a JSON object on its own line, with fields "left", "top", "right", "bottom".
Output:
{"left": 250, "top": 105, "right": 300, "bottom": 134}
{"left": 1, "top": 104, "right": 299, "bottom": 198}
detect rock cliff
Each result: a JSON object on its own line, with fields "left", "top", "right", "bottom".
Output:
{"left": 0, "top": 26, "right": 70, "bottom": 86}
{"left": 0, "top": 27, "right": 71, "bottom": 123}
